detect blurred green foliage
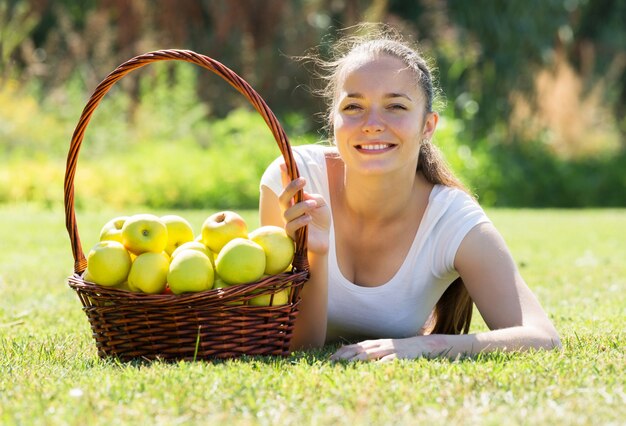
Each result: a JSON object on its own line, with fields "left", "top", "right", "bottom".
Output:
{"left": 1, "top": 0, "right": 625, "bottom": 207}
{"left": 0, "top": 61, "right": 315, "bottom": 210}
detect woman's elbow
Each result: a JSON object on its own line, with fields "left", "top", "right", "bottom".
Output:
{"left": 532, "top": 324, "right": 562, "bottom": 351}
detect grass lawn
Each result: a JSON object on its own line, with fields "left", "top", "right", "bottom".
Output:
{"left": 0, "top": 203, "right": 624, "bottom": 425}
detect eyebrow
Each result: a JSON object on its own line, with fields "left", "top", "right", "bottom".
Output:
{"left": 346, "top": 92, "right": 413, "bottom": 101}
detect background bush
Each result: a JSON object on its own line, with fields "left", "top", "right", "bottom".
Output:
{"left": 0, "top": 62, "right": 315, "bottom": 210}
{"left": 1, "top": 0, "right": 625, "bottom": 208}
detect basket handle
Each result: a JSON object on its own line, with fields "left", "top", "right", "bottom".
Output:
{"left": 64, "top": 49, "right": 308, "bottom": 275}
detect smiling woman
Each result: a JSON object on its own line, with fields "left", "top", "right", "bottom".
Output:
{"left": 259, "top": 24, "right": 561, "bottom": 362}
{"left": 333, "top": 54, "right": 430, "bottom": 176}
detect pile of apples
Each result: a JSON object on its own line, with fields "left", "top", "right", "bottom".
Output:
{"left": 84, "top": 211, "right": 295, "bottom": 306}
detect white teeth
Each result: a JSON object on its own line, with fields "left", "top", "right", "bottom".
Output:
{"left": 359, "top": 144, "right": 391, "bottom": 151}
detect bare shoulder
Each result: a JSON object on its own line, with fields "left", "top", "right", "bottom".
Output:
{"left": 460, "top": 220, "right": 507, "bottom": 250}
{"left": 454, "top": 222, "right": 514, "bottom": 274}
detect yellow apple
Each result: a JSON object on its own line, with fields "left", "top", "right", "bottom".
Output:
{"left": 215, "top": 238, "right": 265, "bottom": 285}
{"left": 83, "top": 268, "right": 96, "bottom": 284}
{"left": 114, "top": 281, "right": 133, "bottom": 291}
{"left": 201, "top": 211, "right": 248, "bottom": 253}
{"left": 121, "top": 214, "right": 168, "bottom": 255}
{"left": 248, "top": 226, "right": 295, "bottom": 275}
{"left": 249, "top": 288, "right": 291, "bottom": 306}
{"left": 167, "top": 250, "right": 214, "bottom": 295}
{"left": 127, "top": 252, "right": 170, "bottom": 294}
{"left": 85, "top": 240, "right": 132, "bottom": 287}
{"left": 161, "top": 214, "right": 195, "bottom": 255}
{"left": 99, "top": 216, "right": 129, "bottom": 243}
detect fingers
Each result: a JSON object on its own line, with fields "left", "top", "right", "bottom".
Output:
{"left": 378, "top": 353, "right": 398, "bottom": 363}
{"left": 279, "top": 162, "right": 304, "bottom": 204}
{"left": 277, "top": 164, "right": 330, "bottom": 247}
{"left": 284, "top": 210, "right": 312, "bottom": 240}
{"left": 278, "top": 177, "right": 306, "bottom": 210}
{"left": 330, "top": 341, "right": 394, "bottom": 362}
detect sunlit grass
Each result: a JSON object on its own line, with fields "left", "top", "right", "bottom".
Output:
{"left": 0, "top": 205, "right": 624, "bottom": 425}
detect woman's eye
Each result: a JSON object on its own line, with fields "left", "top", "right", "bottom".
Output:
{"left": 342, "top": 104, "right": 362, "bottom": 111}
{"left": 388, "top": 104, "right": 407, "bottom": 110}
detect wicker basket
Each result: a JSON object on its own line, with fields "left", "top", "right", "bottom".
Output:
{"left": 64, "top": 49, "right": 309, "bottom": 361}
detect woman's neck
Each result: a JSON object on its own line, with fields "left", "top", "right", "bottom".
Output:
{"left": 340, "top": 166, "right": 430, "bottom": 224}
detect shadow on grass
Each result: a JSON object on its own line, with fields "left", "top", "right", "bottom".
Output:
{"left": 87, "top": 341, "right": 567, "bottom": 369}
{"left": 90, "top": 345, "right": 341, "bottom": 369}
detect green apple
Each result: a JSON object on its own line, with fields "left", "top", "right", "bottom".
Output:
{"left": 171, "top": 241, "right": 212, "bottom": 260}
{"left": 212, "top": 276, "right": 243, "bottom": 305}
{"left": 127, "top": 252, "right": 170, "bottom": 294}
{"left": 99, "top": 216, "right": 129, "bottom": 243}
{"left": 249, "top": 288, "right": 290, "bottom": 306}
{"left": 248, "top": 226, "right": 295, "bottom": 275}
{"left": 201, "top": 211, "right": 248, "bottom": 253}
{"left": 161, "top": 214, "right": 195, "bottom": 255}
{"left": 85, "top": 240, "right": 132, "bottom": 287}
{"left": 215, "top": 238, "right": 265, "bottom": 285}
{"left": 121, "top": 214, "right": 168, "bottom": 255}
{"left": 167, "top": 250, "right": 214, "bottom": 295}
{"left": 212, "top": 276, "right": 230, "bottom": 290}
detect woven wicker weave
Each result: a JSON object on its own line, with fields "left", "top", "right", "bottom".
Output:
{"left": 64, "top": 50, "right": 309, "bottom": 361}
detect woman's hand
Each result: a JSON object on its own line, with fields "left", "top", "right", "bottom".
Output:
{"left": 279, "top": 166, "right": 331, "bottom": 255}
{"left": 330, "top": 336, "right": 447, "bottom": 362}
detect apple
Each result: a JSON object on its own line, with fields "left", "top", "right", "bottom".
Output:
{"left": 127, "top": 252, "right": 170, "bottom": 294}
{"left": 161, "top": 214, "right": 195, "bottom": 255}
{"left": 121, "top": 214, "right": 168, "bottom": 255}
{"left": 167, "top": 250, "right": 214, "bottom": 295}
{"left": 212, "top": 276, "right": 243, "bottom": 305}
{"left": 215, "top": 238, "right": 265, "bottom": 285}
{"left": 85, "top": 240, "right": 132, "bottom": 287}
{"left": 99, "top": 216, "right": 129, "bottom": 243}
{"left": 248, "top": 226, "right": 295, "bottom": 275}
{"left": 201, "top": 211, "right": 248, "bottom": 253}
{"left": 171, "top": 241, "right": 212, "bottom": 261}
{"left": 212, "top": 276, "right": 230, "bottom": 290}
{"left": 114, "top": 281, "right": 133, "bottom": 292}
{"left": 249, "top": 287, "right": 291, "bottom": 306}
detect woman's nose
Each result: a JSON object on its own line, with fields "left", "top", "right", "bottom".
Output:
{"left": 362, "top": 110, "right": 385, "bottom": 133}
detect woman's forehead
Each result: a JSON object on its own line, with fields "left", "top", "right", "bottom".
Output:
{"left": 339, "top": 52, "right": 409, "bottom": 76}
{"left": 336, "top": 54, "right": 419, "bottom": 94}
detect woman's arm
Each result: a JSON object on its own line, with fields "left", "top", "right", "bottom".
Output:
{"left": 331, "top": 222, "right": 561, "bottom": 361}
{"left": 259, "top": 176, "right": 330, "bottom": 350}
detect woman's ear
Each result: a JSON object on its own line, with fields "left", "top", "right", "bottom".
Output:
{"left": 422, "top": 111, "right": 439, "bottom": 140}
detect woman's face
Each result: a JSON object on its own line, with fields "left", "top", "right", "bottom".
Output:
{"left": 332, "top": 54, "right": 437, "bottom": 176}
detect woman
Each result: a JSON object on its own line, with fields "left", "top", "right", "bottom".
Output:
{"left": 259, "top": 28, "right": 561, "bottom": 362}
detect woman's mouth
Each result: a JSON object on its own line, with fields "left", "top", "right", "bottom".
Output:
{"left": 355, "top": 143, "right": 396, "bottom": 153}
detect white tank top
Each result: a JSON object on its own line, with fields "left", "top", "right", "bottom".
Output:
{"left": 260, "top": 144, "right": 491, "bottom": 342}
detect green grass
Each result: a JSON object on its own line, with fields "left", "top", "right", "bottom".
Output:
{"left": 0, "top": 204, "right": 624, "bottom": 425}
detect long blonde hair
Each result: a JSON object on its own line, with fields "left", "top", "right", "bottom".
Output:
{"left": 315, "top": 25, "right": 474, "bottom": 335}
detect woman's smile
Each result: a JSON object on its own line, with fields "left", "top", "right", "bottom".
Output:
{"left": 355, "top": 142, "right": 397, "bottom": 153}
